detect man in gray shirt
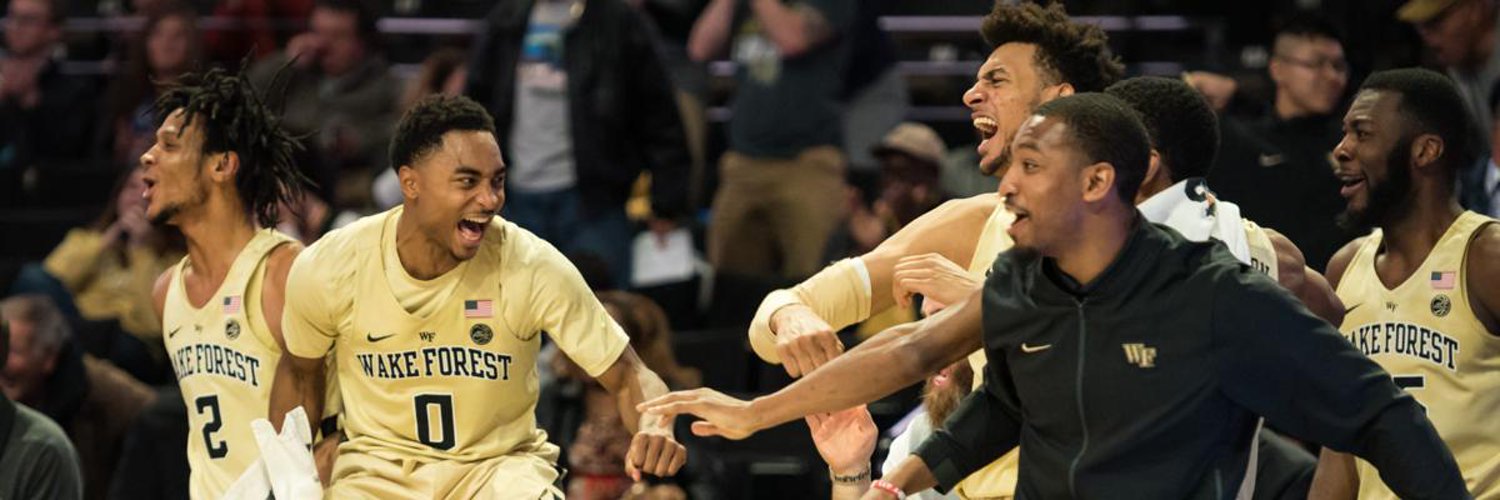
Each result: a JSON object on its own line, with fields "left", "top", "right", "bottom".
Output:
{"left": 1399, "top": 0, "right": 1500, "bottom": 136}
{"left": 0, "top": 317, "right": 83, "bottom": 500}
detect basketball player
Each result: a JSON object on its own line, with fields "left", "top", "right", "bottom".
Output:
{"left": 750, "top": 5, "right": 1120, "bottom": 496}
{"left": 1309, "top": 68, "right": 1500, "bottom": 498}
{"left": 641, "top": 93, "right": 1465, "bottom": 499}
{"left": 142, "top": 66, "right": 316, "bottom": 499}
{"left": 267, "top": 95, "right": 685, "bottom": 497}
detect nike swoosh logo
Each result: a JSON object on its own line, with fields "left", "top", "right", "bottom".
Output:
{"left": 1020, "top": 343, "right": 1052, "bottom": 353}
{"left": 1258, "top": 154, "right": 1284, "bottom": 167}
{"left": 167, "top": 327, "right": 181, "bottom": 338}
{"left": 367, "top": 333, "right": 396, "bottom": 343}
{"left": 1345, "top": 303, "right": 1362, "bottom": 315}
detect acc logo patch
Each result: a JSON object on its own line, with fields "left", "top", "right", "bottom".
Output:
{"left": 470, "top": 323, "right": 494, "bottom": 345}
{"left": 224, "top": 318, "right": 241, "bottom": 340}
{"left": 1431, "top": 295, "right": 1452, "bottom": 317}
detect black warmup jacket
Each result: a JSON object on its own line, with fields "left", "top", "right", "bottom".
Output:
{"left": 914, "top": 215, "right": 1467, "bottom": 499}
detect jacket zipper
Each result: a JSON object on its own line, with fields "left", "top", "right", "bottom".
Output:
{"left": 1068, "top": 298, "right": 1089, "bottom": 498}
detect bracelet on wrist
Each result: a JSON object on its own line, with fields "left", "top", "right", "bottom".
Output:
{"left": 828, "top": 466, "right": 870, "bottom": 484}
{"left": 871, "top": 479, "right": 907, "bottom": 499}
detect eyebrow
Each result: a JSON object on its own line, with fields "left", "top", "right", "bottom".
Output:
{"left": 1015, "top": 140, "right": 1042, "bottom": 152}
{"left": 453, "top": 166, "right": 483, "bottom": 177}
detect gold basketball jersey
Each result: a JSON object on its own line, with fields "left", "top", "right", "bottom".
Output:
{"left": 282, "top": 207, "right": 629, "bottom": 471}
{"left": 1241, "top": 219, "right": 1280, "bottom": 282}
{"left": 162, "top": 229, "right": 293, "bottom": 499}
{"left": 1337, "top": 211, "right": 1500, "bottom": 499}
{"left": 953, "top": 203, "right": 1019, "bottom": 499}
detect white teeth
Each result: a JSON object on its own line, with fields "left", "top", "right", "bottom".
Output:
{"left": 464, "top": 217, "right": 488, "bottom": 224}
{"left": 973, "top": 117, "right": 999, "bottom": 136}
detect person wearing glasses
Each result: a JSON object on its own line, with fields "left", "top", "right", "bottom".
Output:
{"left": 1193, "top": 14, "right": 1355, "bottom": 271}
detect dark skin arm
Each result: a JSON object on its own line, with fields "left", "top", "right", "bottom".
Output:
{"left": 1308, "top": 237, "right": 1367, "bottom": 500}
{"left": 641, "top": 285, "right": 985, "bottom": 439}
{"left": 1266, "top": 228, "right": 1345, "bottom": 326}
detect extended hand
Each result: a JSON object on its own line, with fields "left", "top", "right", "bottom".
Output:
{"left": 807, "top": 405, "right": 876, "bottom": 477}
{"left": 892, "top": 253, "right": 980, "bottom": 309}
{"left": 637, "top": 388, "right": 764, "bottom": 440}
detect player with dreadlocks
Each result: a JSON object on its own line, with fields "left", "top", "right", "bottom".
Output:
{"left": 142, "top": 65, "right": 319, "bottom": 498}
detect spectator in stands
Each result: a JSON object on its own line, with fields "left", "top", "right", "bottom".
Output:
{"left": 840, "top": 0, "right": 907, "bottom": 177}
{"left": 371, "top": 48, "right": 470, "bottom": 210}
{"left": 836, "top": 122, "right": 948, "bottom": 260}
{"left": 0, "top": 296, "right": 155, "bottom": 500}
{"left": 249, "top": 0, "right": 400, "bottom": 209}
{"left": 692, "top": 0, "right": 855, "bottom": 281}
{"left": 1200, "top": 15, "right": 1354, "bottom": 270}
{"left": 201, "top": 0, "right": 313, "bottom": 64}
{"left": 466, "top": 0, "right": 692, "bottom": 288}
{"left": 10, "top": 169, "right": 183, "bottom": 344}
{"left": 0, "top": 0, "right": 98, "bottom": 173}
{"left": 1462, "top": 81, "right": 1500, "bottom": 217}
{"left": 548, "top": 291, "right": 698, "bottom": 500}
{"left": 103, "top": 4, "right": 200, "bottom": 169}
{"left": 401, "top": 47, "right": 467, "bottom": 112}
{"left": 1398, "top": 0, "right": 1500, "bottom": 135}
{"left": 0, "top": 314, "right": 84, "bottom": 500}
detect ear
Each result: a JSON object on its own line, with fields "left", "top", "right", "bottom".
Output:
{"left": 210, "top": 151, "right": 240, "bottom": 184}
{"left": 1081, "top": 162, "right": 1117, "bottom": 203}
{"left": 1136, "top": 151, "right": 1164, "bottom": 204}
{"left": 1045, "top": 82, "right": 1076, "bottom": 101}
{"left": 1267, "top": 59, "right": 1287, "bottom": 85}
{"left": 397, "top": 165, "right": 419, "bottom": 200}
{"left": 1410, "top": 133, "right": 1445, "bottom": 173}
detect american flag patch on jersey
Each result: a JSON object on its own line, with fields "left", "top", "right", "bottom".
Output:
{"left": 464, "top": 299, "right": 493, "bottom": 318}
{"left": 1430, "top": 271, "right": 1456, "bottom": 290}
{"left": 223, "top": 295, "right": 242, "bottom": 314}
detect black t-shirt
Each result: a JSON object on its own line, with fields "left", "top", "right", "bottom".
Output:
{"left": 727, "top": 0, "right": 854, "bottom": 158}
{"left": 1208, "top": 113, "right": 1355, "bottom": 271}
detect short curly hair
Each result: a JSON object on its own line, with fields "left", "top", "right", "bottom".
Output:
{"left": 1035, "top": 93, "right": 1152, "bottom": 203}
{"left": 981, "top": 1, "right": 1124, "bottom": 93}
{"left": 1105, "top": 76, "right": 1221, "bottom": 181}
{"left": 390, "top": 94, "right": 497, "bottom": 170}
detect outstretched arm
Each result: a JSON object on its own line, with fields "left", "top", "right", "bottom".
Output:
{"left": 749, "top": 195, "right": 999, "bottom": 375}
{"left": 1266, "top": 228, "right": 1344, "bottom": 326}
{"left": 644, "top": 285, "right": 985, "bottom": 439}
{"left": 596, "top": 348, "right": 687, "bottom": 480}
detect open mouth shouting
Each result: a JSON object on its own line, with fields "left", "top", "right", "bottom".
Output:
{"left": 457, "top": 214, "right": 491, "bottom": 246}
{"left": 1336, "top": 172, "right": 1366, "bottom": 199}
{"left": 974, "top": 115, "right": 1000, "bottom": 157}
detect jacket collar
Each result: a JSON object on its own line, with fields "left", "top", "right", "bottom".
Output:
{"left": 1036, "top": 211, "right": 1164, "bottom": 301}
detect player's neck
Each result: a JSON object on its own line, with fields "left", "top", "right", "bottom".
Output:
{"left": 394, "top": 211, "right": 460, "bottom": 280}
{"left": 1053, "top": 206, "right": 1136, "bottom": 288}
{"left": 178, "top": 198, "right": 259, "bottom": 284}
{"left": 1379, "top": 194, "right": 1464, "bottom": 262}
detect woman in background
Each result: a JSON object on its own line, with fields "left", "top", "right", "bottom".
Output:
{"left": 103, "top": 3, "right": 200, "bottom": 168}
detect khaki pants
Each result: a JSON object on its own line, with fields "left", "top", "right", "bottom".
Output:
{"left": 708, "top": 146, "right": 847, "bottom": 279}
{"left": 327, "top": 448, "right": 564, "bottom": 499}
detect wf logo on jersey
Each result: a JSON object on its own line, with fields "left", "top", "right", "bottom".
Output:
{"left": 1345, "top": 322, "right": 1460, "bottom": 371}
{"left": 356, "top": 346, "right": 514, "bottom": 381}
{"left": 1122, "top": 343, "right": 1157, "bottom": 368}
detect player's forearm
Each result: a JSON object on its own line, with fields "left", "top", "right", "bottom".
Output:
{"left": 602, "top": 349, "right": 674, "bottom": 435}
{"left": 883, "top": 455, "right": 938, "bottom": 495}
{"left": 269, "top": 351, "right": 326, "bottom": 434}
{"left": 1308, "top": 448, "right": 1358, "bottom": 500}
{"left": 831, "top": 477, "right": 870, "bottom": 500}
{"left": 748, "top": 320, "right": 946, "bottom": 430}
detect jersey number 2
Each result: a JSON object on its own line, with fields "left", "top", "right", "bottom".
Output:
{"left": 195, "top": 395, "right": 229, "bottom": 459}
{"left": 415, "top": 394, "right": 456, "bottom": 450}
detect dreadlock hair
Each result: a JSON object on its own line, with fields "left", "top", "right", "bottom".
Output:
{"left": 153, "top": 64, "right": 312, "bottom": 228}
{"left": 981, "top": 1, "right": 1124, "bottom": 93}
